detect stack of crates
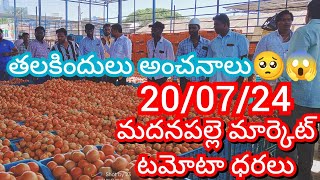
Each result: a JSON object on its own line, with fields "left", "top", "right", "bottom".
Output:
{"left": 200, "top": 30, "right": 218, "bottom": 40}
{"left": 163, "top": 32, "right": 189, "bottom": 54}
{"left": 130, "top": 34, "right": 148, "bottom": 65}
{"left": 249, "top": 42, "right": 258, "bottom": 56}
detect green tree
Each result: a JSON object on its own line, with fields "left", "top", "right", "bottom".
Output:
{"left": 123, "top": 8, "right": 183, "bottom": 27}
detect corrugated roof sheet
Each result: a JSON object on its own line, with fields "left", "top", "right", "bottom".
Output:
{"left": 136, "top": 10, "right": 307, "bottom": 36}
{"left": 224, "top": 0, "right": 310, "bottom": 13}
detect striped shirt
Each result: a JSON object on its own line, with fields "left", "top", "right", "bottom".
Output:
{"left": 51, "top": 41, "right": 79, "bottom": 61}
{"left": 18, "top": 43, "right": 28, "bottom": 55}
{"left": 176, "top": 36, "right": 211, "bottom": 82}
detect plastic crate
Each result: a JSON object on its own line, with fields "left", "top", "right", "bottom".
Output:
{"left": 17, "top": 121, "right": 25, "bottom": 125}
{"left": 256, "top": 76, "right": 262, "bottom": 82}
{"left": 131, "top": 83, "right": 142, "bottom": 88}
{"left": 13, "top": 81, "right": 32, "bottom": 86}
{"left": 40, "top": 145, "right": 103, "bottom": 166}
{"left": 39, "top": 131, "right": 57, "bottom": 135}
{"left": 10, "top": 138, "right": 22, "bottom": 152}
{"left": 251, "top": 138, "right": 277, "bottom": 157}
{"left": 1, "top": 121, "right": 25, "bottom": 140}
{"left": 39, "top": 157, "right": 53, "bottom": 166}
{"left": 4, "top": 159, "right": 55, "bottom": 180}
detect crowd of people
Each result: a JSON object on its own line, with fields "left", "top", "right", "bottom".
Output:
{"left": 0, "top": 11, "right": 286, "bottom": 88}
{"left": 0, "top": 12, "right": 279, "bottom": 86}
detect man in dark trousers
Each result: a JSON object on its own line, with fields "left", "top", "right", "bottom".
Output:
{"left": 147, "top": 21, "right": 175, "bottom": 86}
{"left": 277, "top": 0, "right": 320, "bottom": 179}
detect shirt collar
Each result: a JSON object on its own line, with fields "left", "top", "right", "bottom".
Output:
{"left": 153, "top": 36, "right": 164, "bottom": 43}
{"left": 85, "top": 36, "right": 97, "bottom": 41}
{"left": 275, "top": 30, "right": 293, "bottom": 41}
{"left": 275, "top": 30, "right": 293, "bottom": 36}
{"left": 58, "top": 41, "right": 69, "bottom": 47}
{"left": 118, "top": 34, "right": 125, "bottom": 40}
{"left": 187, "top": 36, "right": 205, "bottom": 43}
{"left": 217, "top": 30, "right": 232, "bottom": 39}
{"left": 309, "top": 19, "right": 320, "bottom": 24}
{"left": 36, "top": 39, "right": 45, "bottom": 43}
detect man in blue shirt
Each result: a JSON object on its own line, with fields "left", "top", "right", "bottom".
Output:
{"left": 253, "top": 10, "right": 294, "bottom": 89}
{"left": 208, "top": 14, "right": 250, "bottom": 84}
{"left": 175, "top": 18, "right": 211, "bottom": 92}
{"left": 79, "top": 24, "right": 105, "bottom": 82}
{"left": 0, "top": 28, "right": 18, "bottom": 81}
{"left": 277, "top": 1, "right": 320, "bottom": 179}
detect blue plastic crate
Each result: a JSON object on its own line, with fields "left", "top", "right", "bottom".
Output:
{"left": 39, "top": 130, "right": 57, "bottom": 135}
{"left": 251, "top": 138, "right": 277, "bottom": 157}
{"left": 0, "top": 138, "right": 20, "bottom": 151}
{"left": 1, "top": 121, "right": 25, "bottom": 140}
{"left": 4, "top": 159, "right": 55, "bottom": 180}
{"left": 40, "top": 145, "right": 103, "bottom": 166}
{"left": 39, "top": 157, "right": 53, "bottom": 166}
{"left": 126, "top": 82, "right": 142, "bottom": 87}
{"left": 256, "top": 76, "right": 262, "bottom": 82}
{"left": 132, "top": 83, "right": 142, "bottom": 88}
{"left": 17, "top": 121, "right": 25, "bottom": 126}
{"left": 10, "top": 138, "right": 22, "bottom": 152}
{"left": 13, "top": 81, "right": 32, "bottom": 86}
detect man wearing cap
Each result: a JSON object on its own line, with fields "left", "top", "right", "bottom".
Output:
{"left": 175, "top": 18, "right": 211, "bottom": 92}
{"left": 208, "top": 14, "right": 250, "bottom": 86}
{"left": 147, "top": 21, "right": 175, "bottom": 86}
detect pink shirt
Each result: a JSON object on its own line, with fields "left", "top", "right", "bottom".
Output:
{"left": 27, "top": 40, "right": 50, "bottom": 58}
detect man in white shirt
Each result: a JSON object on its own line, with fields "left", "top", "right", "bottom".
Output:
{"left": 105, "top": 23, "right": 132, "bottom": 86}
{"left": 147, "top": 21, "right": 175, "bottom": 86}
